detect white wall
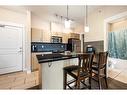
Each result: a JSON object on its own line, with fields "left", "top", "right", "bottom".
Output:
{"left": 25, "top": 11, "right": 31, "bottom": 72}
{"left": 32, "top": 15, "right": 50, "bottom": 31}
{"left": 0, "top": 7, "right": 27, "bottom": 25}
{"left": 31, "top": 14, "right": 83, "bottom": 34}
{"left": 110, "top": 19, "right": 127, "bottom": 32}
{"left": 85, "top": 6, "right": 127, "bottom": 42}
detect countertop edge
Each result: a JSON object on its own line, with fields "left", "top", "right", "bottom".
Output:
{"left": 38, "top": 55, "right": 78, "bottom": 64}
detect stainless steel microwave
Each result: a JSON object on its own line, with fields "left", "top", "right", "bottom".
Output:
{"left": 51, "top": 36, "right": 62, "bottom": 43}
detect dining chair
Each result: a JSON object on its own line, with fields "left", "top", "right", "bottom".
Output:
{"left": 92, "top": 51, "right": 108, "bottom": 89}
{"left": 63, "top": 53, "right": 94, "bottom": 89}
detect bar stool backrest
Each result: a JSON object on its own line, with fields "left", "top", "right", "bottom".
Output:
{"left": 77, "top": 53, "right": 94, "bottom": 75}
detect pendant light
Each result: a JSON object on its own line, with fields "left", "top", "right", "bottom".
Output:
{"left": 84, "top": 5, "right": 89, "bottom": 32}
{"left": 65, "top": 5, "right": 71, "bottom": 28}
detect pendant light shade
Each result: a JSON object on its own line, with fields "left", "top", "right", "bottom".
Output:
{"left": 65, "top": 5, "right": 71, "bottom": 28}
{"left": 84, "top": 25, "right": 89, "bottom": 32}
{"left": 84, "top": 5, "right": 89, "bottom": 32}
{"left": 65, "top": 19, "right": 71, "bottom": 28}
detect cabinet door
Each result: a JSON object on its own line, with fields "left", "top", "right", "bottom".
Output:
{"left": 41, "top": 59, "right": 78, "bottom": 89}
{"left": 41, "top": 62, "right": 52, "bottom": 89}
{"left": 69, "top": 33, "right": 80, "bottom": 39}
{"left": 42, "top": 60, "right": 65, "bottom": 89}
{"left": 62, "top": 33, "right": 69, "bottom": 43}
{"left": 31, "top": 53, "right": 40, "bottom": 71}
{"left": 31, "top": 28, "right": 43, "bottom": 42}
{"left": 42, "top": 30, "right": 51, "bottom": 42}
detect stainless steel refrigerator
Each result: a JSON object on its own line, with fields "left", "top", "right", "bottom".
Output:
{"left": 67, "top": 38, "right": 81, "bottom": 53}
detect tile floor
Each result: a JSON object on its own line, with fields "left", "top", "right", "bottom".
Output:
{"left": 108, "top": 58, "right": 127, "bottom": 83}
{"left": 0, "top": 70, "right": 39, "bottom": 89}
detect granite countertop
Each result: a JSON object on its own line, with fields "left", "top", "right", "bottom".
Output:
{"left": 36, "top": 53, "right": 78, "bottom": 63}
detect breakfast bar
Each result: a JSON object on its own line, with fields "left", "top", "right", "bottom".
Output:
{"left": 36, "top": 53, "right": 79, "bottom": 89}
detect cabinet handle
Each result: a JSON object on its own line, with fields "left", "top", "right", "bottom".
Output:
{"left": 48, "top": 62, "right": 52, "bottom": 67}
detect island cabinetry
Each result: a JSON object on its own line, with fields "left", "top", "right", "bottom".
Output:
{"left": 41, "top": 58, "right": 78, "bottom": 89}
{"left": 32, "top": 53, "right": 44, "bottom": 71}
{"left": 31, "top": 52, "right": 52, "bottom": 71}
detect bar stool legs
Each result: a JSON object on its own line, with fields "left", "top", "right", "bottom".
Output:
{"left": 104, "top": 68, "right": 108, "bottom": 89}
{"left": 63, "top": 70, "right": 67, "bottom": 89}
{"left": 89, "top": 76, "right": 92, "bottom": 89}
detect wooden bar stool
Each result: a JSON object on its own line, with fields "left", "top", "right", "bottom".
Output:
{"left": 63, "top": 53, "right": 94, "bottom": 89}
{"left": 92, "top": 52, "right": 108, "bottom": 89}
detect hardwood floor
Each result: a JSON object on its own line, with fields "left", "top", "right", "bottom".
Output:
{"left": 90, "top": 77, "right": 127, "bottom": 89}
{"left": 26, "top": 70, "right": 127, "bottom": 90}
{"left": 24, "top": 70, "right": 127, "bottom": 90}
{"left": 29, "top": 77, "right": 127, "bottom": 90}
{"left": 107, "top": 77, "right": 127, "bottom": 89}
{"left": 65, "top": 77, "right": 127, "bottom": 90}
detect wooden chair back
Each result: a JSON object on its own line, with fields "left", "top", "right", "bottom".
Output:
{"left": 77, "top": 53, "right": 94, "bottom": 75}
{"left": 98, "top": 52, "right": 108, "bottom": 69}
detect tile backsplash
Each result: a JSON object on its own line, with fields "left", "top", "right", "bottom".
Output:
{"left": 84, "top": 40, "right": 104, "bottom": 52}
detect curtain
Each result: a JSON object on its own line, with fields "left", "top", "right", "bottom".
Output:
{"left": 108, "top": 29, "right": 127, "bottom": 60}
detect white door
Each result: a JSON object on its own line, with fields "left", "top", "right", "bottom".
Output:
{"left": 0, "top": 25, "right": 23, "bottom": 74}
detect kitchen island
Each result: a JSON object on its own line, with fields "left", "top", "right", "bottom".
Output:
{"left": 36, "top": 53, "right": 79, "bottom": 89}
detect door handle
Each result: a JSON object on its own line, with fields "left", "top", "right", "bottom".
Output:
{"left": 18, "top": 47, "right": 23, "bottom": 53}
{"left": 18, "top": 50, "right": 22, "bottom": 52}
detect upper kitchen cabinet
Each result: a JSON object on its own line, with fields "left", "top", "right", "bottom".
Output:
{"left": 31, "top": 28, "right": 51, "bottom": 42}
{"left": 51, "top": 31, "right": 62, "bottom": 37}
{"left": 31, "top": 28, "right": 43, "bottom": 42}
{"left": 51, "top": 22, "right": 63, "bottom": 37}
{"left": 69, "top": 33, "right": 80, "bottom": 39}
{"left": 62, "top": 33, "right": 69, "bottom": 43}
{"left": 42, "top": 30, "right": 51, "bottom": 42}
{"left": 51, "top": 32, "right": 80, "bottom": 43}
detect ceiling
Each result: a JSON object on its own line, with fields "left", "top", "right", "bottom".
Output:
{"left": 27, "top": 6, "right": 102, "bottom": 23}
{"left": 1, "top": 6, "right": 102, "bottom": 23}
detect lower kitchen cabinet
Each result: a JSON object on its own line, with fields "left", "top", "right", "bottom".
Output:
{"left": 41, "top": 58, "right": 78, "bottom": 89}
{"left": 31, "top": 52, "right": 52, "bottom": 71}
{"left": 31, "top": 53, "right": 40, "bottom": 71}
